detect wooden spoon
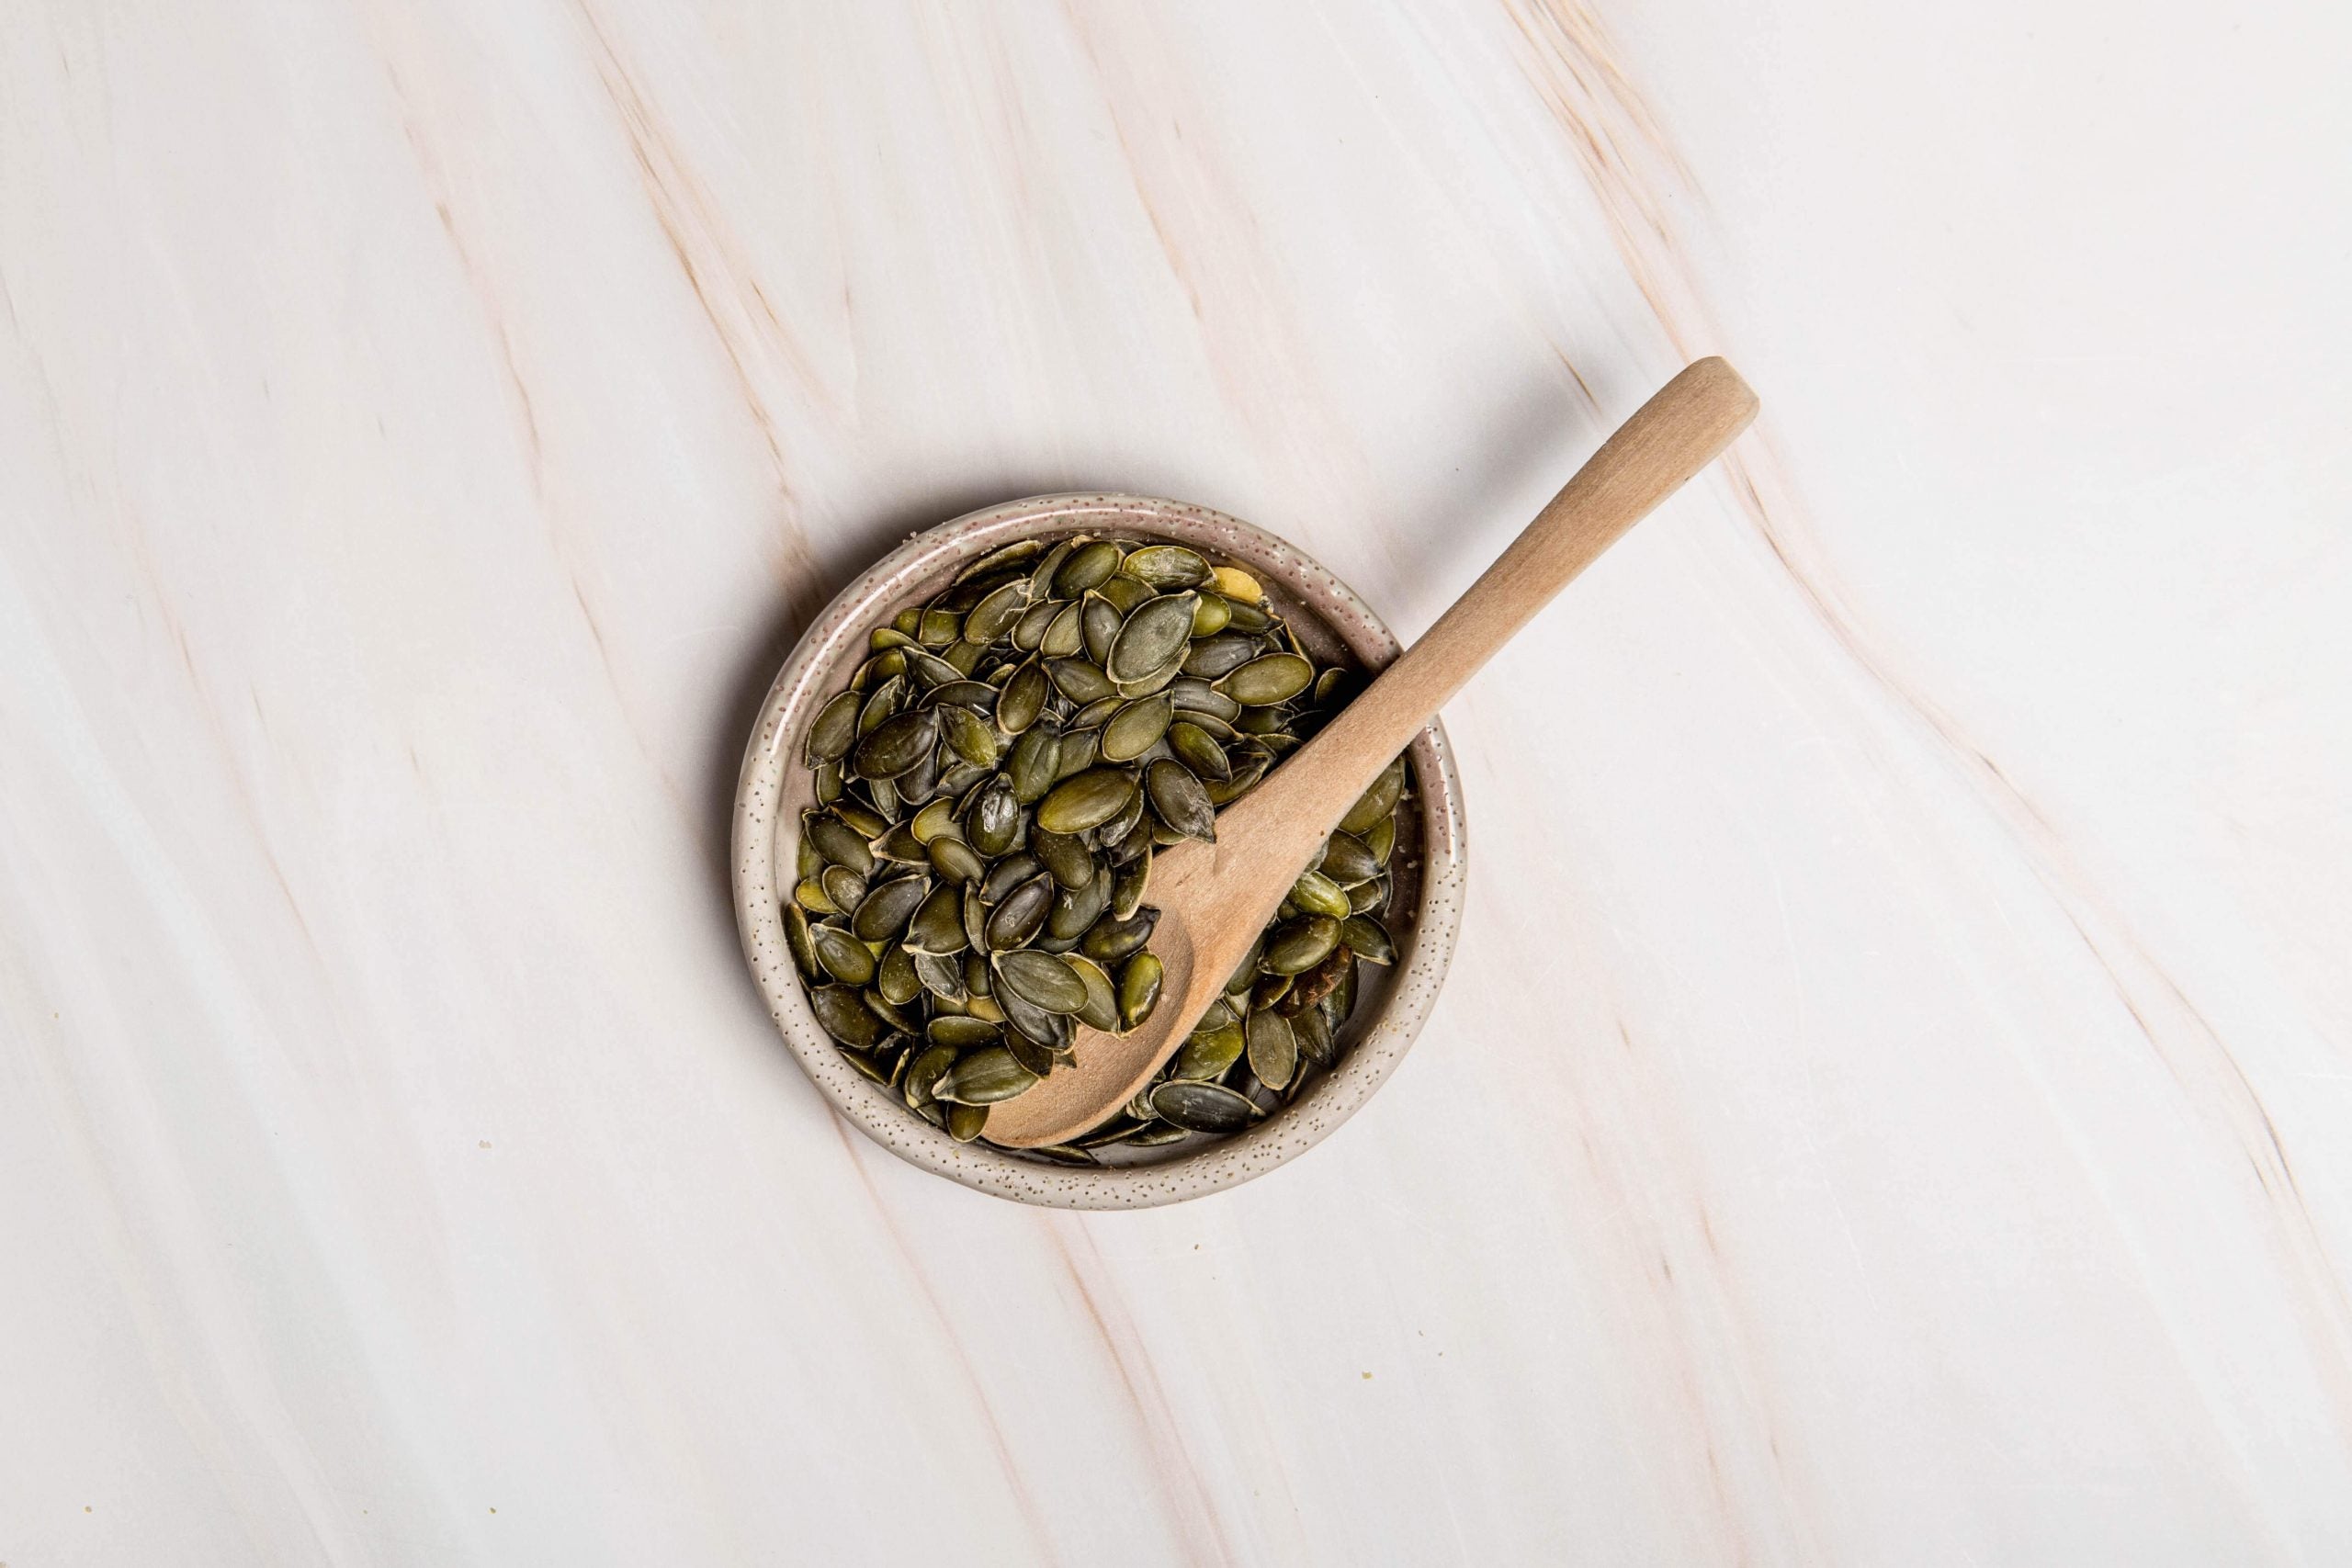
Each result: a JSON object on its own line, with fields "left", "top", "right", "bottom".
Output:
{"left": 984, "top": 357, "right": 1759, "bottom": 1148}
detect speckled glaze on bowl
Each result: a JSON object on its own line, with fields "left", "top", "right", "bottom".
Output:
{"left": 732, "top": 494, "right": 1465, "bottom": 1208}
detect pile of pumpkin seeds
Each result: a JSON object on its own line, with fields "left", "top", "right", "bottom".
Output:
{"left": 784, "top": 532, "right": 1411, "bottom": 1160}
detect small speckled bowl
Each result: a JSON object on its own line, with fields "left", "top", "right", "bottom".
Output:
{"left": 732, "top": 494, "right": 1465, "bottom": 1208}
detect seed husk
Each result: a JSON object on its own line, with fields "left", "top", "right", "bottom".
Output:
{"left": 783, "top": 903, "right": 821, "bottom": 983}
{"left": 1144, "top": 760, "right": 1216, "bottom": 842}
{"left": 1246, "top": 1007, "right": 1298, "bottom": 1091}
{"left": 1101, "top": 694, "right": 1174, "bottom": 762}
{"left": 805, "top": 689, "right": 862, "bottom": 766}
{"left": 1118, "top": 953, "right": 1163, "bottom": 1031}
{"left": 1264, "top": 914, "right": 1342, "bottom": 975}
{"left": 1341, "top": 915, "right": 1396, "bottom": 965}
{"left": 1037, "top": 769, "right": 1136, "bottom": 834}
{"left": 1151, "top": 1079, "right": 1258, "bottom": 1134}
{"left": 1216, "top": 653, "right": 1314, "bottom": 706}
{"left": 995, "top": 949, "right": 1089, "bottom": 1015}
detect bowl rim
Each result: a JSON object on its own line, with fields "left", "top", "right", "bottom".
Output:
{"left": 730, "top": 493, "right": 1466, "bottom": 1208}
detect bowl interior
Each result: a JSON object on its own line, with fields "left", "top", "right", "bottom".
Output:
{"left": 732, "top": 495, "right": 1464, "bottom": 1208}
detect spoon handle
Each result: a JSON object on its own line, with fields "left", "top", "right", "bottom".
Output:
{"left": 1231, "top": 356, "right": 1758, "bottom": 845}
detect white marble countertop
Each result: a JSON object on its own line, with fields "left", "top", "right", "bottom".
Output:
{"left": 5, "top": 1, "right": 2347, "bottom": 1562}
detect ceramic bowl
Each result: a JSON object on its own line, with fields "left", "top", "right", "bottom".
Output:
{"left": 731, "top": 494, "right": 1465, "bottom": 1208}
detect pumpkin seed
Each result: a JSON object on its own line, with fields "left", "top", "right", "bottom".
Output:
{"left": 1081, "top": 594, "right": 1123, "bottom": 665}
{"left": 1246, "top": 1007, "right": 1298, "bottom": 1091}
{"left": 1264, "top": 914, "right": 1342, "bottom": 975}
{"left": 1054, "top": 727, "right": 1100, "bottom": 780}
{"left": 1032, "top": 829, "right": 1096, "bottom": 890}
{"left": 1292, "top": 1003, "right": 1336, "bottom": 1068}
{"left": 1173, "top": 1012, "right": 1246, "bottom": 1078}
{"left": 853, "top": 874, "right": 931, "bottom": 942}
{"left": 996, "top": 986, "right": 1075, "bottom": 1053}
{"left": 945, "top": 1102, "right": 989, "bottom": 1141}
{"left": 1101, "top": 694, "right": 1173, "bottom": 762}
{"left": 903, "top": 1043, "right": 956, "bottom": 1109}
{"left": 984, "top": 874, "right": 1054, "bottom": 951}
{"left": 995, "top": 950, "right": 1089, "bottom": 1015}
{"left": 1181, "top": 633, "right": 1257, "bottom": 679}
{"left": 1124, "top": 544, "right": 1210, "bottom": 588}
{"left": 997, "top": 661, "right": 1048, "bottom": 733}
{"left": 912, "top": 949, "right": 967, "bottom": 1000}
{"left": 1188, "top": 593, "right": 1232, "bottom": 637}
{"left": 932, "top": 1046, "right": 1039, "bottom": 1104}
{"left": 1046, "top": 866, "right": 1112, "bottom": 941}
{"left": 1289, "top": 869, "right": 1352, "bottom": 920}
{"left": 809, "top": 985, "right": 884, "bottom": 1047}
{"left": 1151, "top": 1080, "right": 1258, "bottom": 1134}
{"left": 806, "top": 811, "right": 876, "bottom": 875}
{"left": 853, "top": 708, "right": 939, "bottom": 778}
{"left": 926, "top": 834, "right": 986, "bottom": 886}
{"left": 1066, "top": 953, "right": 1121, "bottom": 1032}
{"left": 819, "top": 864, "right": 867, "bottom": 917}
{"left": 966, "top": 580, "right": 1030, "bottom": 643}
{"left": 873, "top": 824, "right": 926, "bottom": 863}
{"left": 1012, "top": 600, "right": 1059, "bottom": 653}
{"left": 1340, "top": 757, "right": 1407, "bottom": 835}
{"left": 1210, "top": 564, "right": 1261, "bottom": 601}
{"left": 1364, "top": 815, "right": 1396, "bottom": 863}
{"left": 966, "top": 780, "right": 1023, "bottom": 857}
{"left": 1341, "top": 915, "right": 1396, "bottom": 965}
{"left": 939, "top": 705, "right": 1001, "bottom": 768}
{"left": 1041, "top": 602, "right": 1085, "bottom": 659}
{"left": 1144, "top": 760, "right": 1216, "bottom": 842}
{"left": 1107, "top": 593, "right": 1197, "bottom": 683}
{"left": 1046, "top": 657, "right": 1115, "bottom": 705}
{"left": 909, "top": 798, "right": 958, "bottom": 844}
{"left": 783, "top": 903, "right": 820, "bottom": 982}
{"left": 1216, "top": 653, "right": 1313, "bottom": 706}
{"left": 1036, "top": 769, "right": 1136, "bottom": 834}
{"left": 1110, "top": 848, "right": 1150, "bottom": 920}
{"left": 857, "top": 673, "right": 904, "bottom": 736}
{"left": 1006, "top": 725, "right": 1062, "bottom": 804}
{"left": 1167, "top": 720, "right": 1230, "bottom": 781}
{"left": 928, "top": 1015, "right": 1002, "bottom": 1052}
{"left": 1118, "top": 953, "right": 1163, "bottom": 1031}
{"left": 905, "top": 883, "right": 967, "bottom": 954}
{"left": 1220, "top": 595, "right": 1272, "bottom": 633}
{"left": 1054, "top": 539, "right": 1122, "bottom": 596}
{"left": 1080, "top": 906, "right": 1158, "bottom": 964}
{"left": 876, "top": 946, "right": 924, "bottom": 1008}
{"left": 810, "top": 922, "right": 876, "bottom": 985}
{"left": 804, "top": 689, "right": 862, "bottom": 766}
{"left": 1319, "top": 829, "right": 1380, "bottom": 886}
{"left": 956, "top": 537, "right": 1046, "bottom": 582}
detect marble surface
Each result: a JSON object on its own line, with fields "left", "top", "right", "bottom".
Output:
{"left": 3, "top": 0, "right": 2346, "bottom": 1562}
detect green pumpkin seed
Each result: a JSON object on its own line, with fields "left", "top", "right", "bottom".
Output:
{"left": 820, "top": 864, "right": 867, "bottom": 915}
{"left": 932, "top": 1045, "right": 1039, "bottom": 1104}
{"left": 1118, "top": 953, "right": 1163, "bottom": 1031}
{"left": 912, "top": 948, "right": 967, "bottom": 999}
{"left": 809, "top": 985, "right": 884, "bottom": 1047}
{"left": 1189, "top": 593, "right": 1232, "bottom": 637}
{"left": 1182, "top": 633, "right": 1257, "bottom": 679}
{"left": 937, "top": 705, "right": 1001, "bottom": 768}
{"left": 1096, "top": 573, "right": 1155, "bottom": 615}
{"left": 978, "top": 852, "right": 1043, "bottom": 905}
{"left": 1101, "top": 694, "right": 1173, "bottom": 762}
{"left": 840, "top": 1047, "right": 891, "bottom": 1086}
{"left": 1341, "top": 915, "right": 1396, "bottom": 965}
{"left": 996, "top": 986, "right": 1075, "bottom": 1053}
{"left": 1036, "top": 769, "right": 1136, "bottom": 834}
{"left": 857, "top": 673, "right": 905, "bottom": 735}
{"left": 1066, "top": 953, "right": 1121, "bottom": 1032}
{"left": 806, "top": 811, "right": 876, "bottom": 876}
{"left": 804, "top": 689, "right": 862, "bottom": 766}
{"left": 1110, "top": 847, "right": 1150, "bottom": 920}
{"left": 1069, "top": 694, "right": 1123, "bottom": 729}
{"left": 1003, "top": 1034, "right": 1058, "bottom": 1078}
{"left": 1054, "top": 539, "right": 1121, "bottom": 596}
{"left": 909, "top": 798, "right": 957, "bottom": 843}
{"left": 914, "top": 607, "right": 958, "bottom": 648}
{"left": 1365, "top": 815, "right": 1396, "bottom": 863}
{"left": 810, "top": 922, "right": 877, "bottom": 985}
{"left": 1246, "top": 1007, "right": 1298, "bottom": 1091}
{"left": 1032, "top": 829, "right": 1096, "bottom": 890}
{"left": 995, "top": 950, "right": 1089, "bottom": 1014}
{"left": 927, "top": 1015, "right": 1001, "bottom": 1052}
{"left": 996, "top": 661, "right": 1048, "bottom": 733}
{"left": 873, "top": 824, "right": 926, "bottom": 863}
{"left": 1216, "top": 652, "right": 1313, "bottom": 706}
{"left": 945, "top": 1101, "right": 989, "bottom": 1141}
{"left": 1264, "top": 914, "right": 1341, "bottom": 975}
{"left": 1144, "top": 760, "right": 1216, "bottom": 842}
{"left": 1081, "top": 595, "right": 1123, "bottom": 665}
{"left": 925, "top": 834, "right": 986, "bottom": 886}
{"left": 853, "top": 708, "right": 940, "bottom": 779}
{"left": 1169, "top": 677, "right": 1242, "bottom": 721}
{"left": 1340, "top": 757, "right": 1407, "bottom": 835}
{"left": 1220, "top": 595, "right": 1272, "bottom": 633}
{"left": 965, "top": 580, "right": 1030, "bottom": 643}
{"left": 1123, "top": 544, "right": 1210, "bottom": 588}
{"left": 1293, "top": 1004, "right": 1335, "bottom": 1068}
{"left": 1007, "top": 725, "right": 1062, "bottom": 804}
{"left": 1150, "top": 1079, "right": 1258, "bottom": 1134}
{"left": 1041, "top": 601, "right": 1085, "bottom": 658}
{"left": 852, "top": 874, "right": 931, "bottom": 942}
{"left": 966, "top": 780, "right": 1023, "bottom": 856}
{"left": 783, "top": 903, "right": 820, "bottom": 983}
{"left": 1319, "top": 830, "right": 1380, "bottom": 886}
{"left": 1173, "top": 1012, "right": 1246, "bottom": 1078}
{"left": 876, "top": 942, "right": 924, "bottom": 1006}
{"left": 1280, "top": 946, "right": 1351, "bottom": 1015}
{"left": 984, "top": 874, "right": 1054, "bottom": 951}
{"left": 1046, "top": 866, "right": 1112, "bottom": 941}
{"left": 1166, "top": 720, "right": 1230, "bottom": 781}
{"left": 903, "top": 1042, "right": 956, "bottom": 1109}
{"left": 1054, "top": 727, "right": 1100, "bottom": 780}
{"left": 1012, "top": 600, "right": 1059, "bottom": 652}
{"left": 1125, "top": 1122, "right": 1194, "bottom": 1147}
{"left": 793, "top": 877, "right": 837, "bottom": 916}
{"left": 1080, "top": 906, "right": 1158, "bottom": 963}
{"left": 956, "top": 538, "right": 1046, "bottom": 582}
{"left": 1107, "top": 593, "right": 1198, "bottom": 683}
{"left": 1289, "top": 869, "right": 1352, "bottom": 920}
{"left": 1046, "top": 657, "right": 1115, "bottom": 705}
{"left": 905, "top": 882, "right": 968, "bottom": 954}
